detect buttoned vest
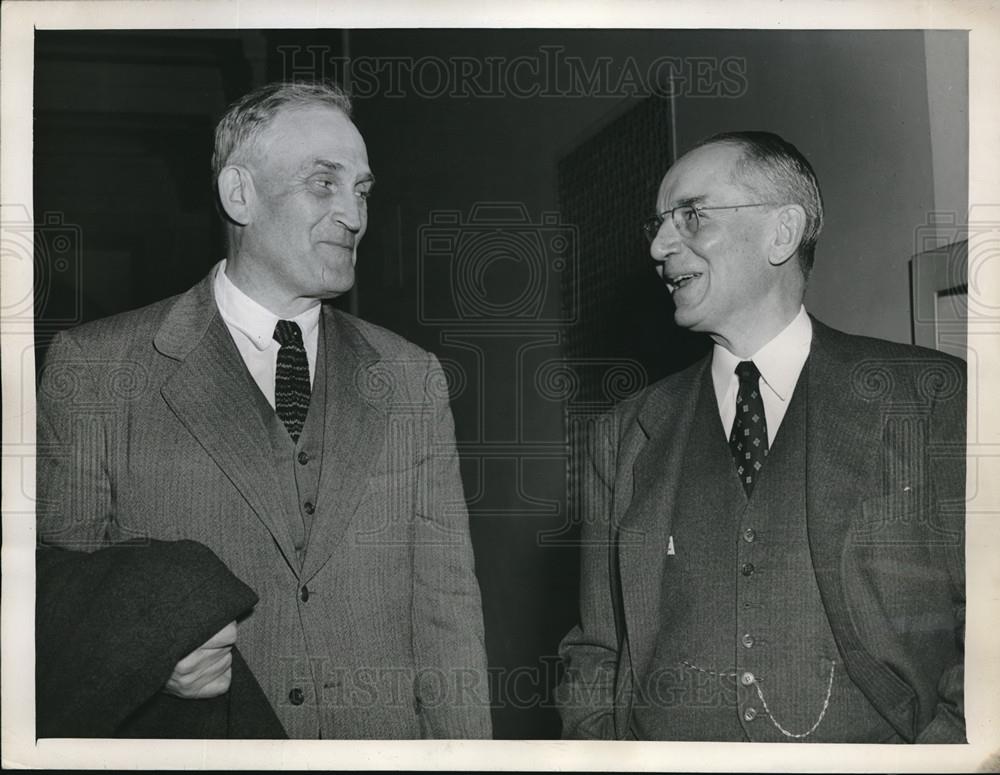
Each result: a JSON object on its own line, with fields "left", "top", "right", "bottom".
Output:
{"left": 243, "top": 319, "right": 329, "bottom": 737}
{"left": 244, "top": 323, "right": 328, "bottom": 565}
{"left": 632, "top": 365, "right": 898, "bottom": 742}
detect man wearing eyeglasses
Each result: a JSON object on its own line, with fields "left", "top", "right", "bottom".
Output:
{"left": 557, "top": 131, "right": 965, "bottom": 743}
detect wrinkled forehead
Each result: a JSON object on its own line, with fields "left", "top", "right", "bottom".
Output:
{"left": 656, "top": 142, "right": 748, "bottom": 210}
{"left": 253, "top": 104, "right": 370, "bottom": 171}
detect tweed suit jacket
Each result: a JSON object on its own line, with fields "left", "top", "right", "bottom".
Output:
{"left": 36, "top": 270, "right": 492, "bottom": 739}
{"left": 557, "top": 319, "right": 966, "bottom": 743}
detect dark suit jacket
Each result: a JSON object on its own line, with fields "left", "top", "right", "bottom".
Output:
{"left": 557, "top": 319, "right": 966, "bottom": 743}
{"left": 36, "top": 269, "right": 491, "bottom": 739}
{"left": 36, "top": 539, "right": 286, "bottom": 739}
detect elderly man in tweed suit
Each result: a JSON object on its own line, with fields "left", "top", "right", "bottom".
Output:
{"left": 557, "top": 131, "right": 965, "bottom": 743}
{"left": 36, "top": 81, "right": 491, "bottom": 739}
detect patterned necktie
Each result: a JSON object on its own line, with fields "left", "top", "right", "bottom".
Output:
{"left": 729, "top": 360, "right": 769, "bottom": 496}
{"left": 273, "top": 320, "right": 311, "bottom": 443}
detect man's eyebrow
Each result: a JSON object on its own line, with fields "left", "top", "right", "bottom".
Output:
{"left": 309, "top": 158, "right": 375, "bottom": 185}
{"left": 312, "top": 158, "right": 342, "bottom": 172}
{"left": 670, "top": 194, "right": 707, "bottom": 209}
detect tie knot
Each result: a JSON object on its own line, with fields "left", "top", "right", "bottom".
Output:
{"left": 273, "top": 320, "right": 303, "bottom": 348}
{"left": 735, "top": 360, "right": 761, "bottom": 383}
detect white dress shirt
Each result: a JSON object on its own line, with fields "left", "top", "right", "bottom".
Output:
{"left": 711, "top": 305, "right": 813, "bottom": 444}
{"left": 213, "top": 260, "right": 321, "bottom": 409}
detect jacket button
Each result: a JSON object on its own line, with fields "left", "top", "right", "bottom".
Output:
{"left": 743, "top": 707, "right": 758, "bottom": 721}
{"left": 740, "top": 671, "right": 755, "bottom": 686}
{"left": 289, "top": 688, "right": 305, "bottom": 706}
{"left": 741, "top": 633, "right": 755, "bottom": 648}
{"left": 303, "top": 501, "right": 315, "bottom": 515}
{"left": 742, "top": 527, "right": 756, "bottom": 543}
{"left": 741, "top": 562, "right": 755, "bottom": 577}
{"left": 298, "top": 451, "right": 310, "bottom": 465}
{"left": 300, "top": 585, "right": 310, "bottom": 602}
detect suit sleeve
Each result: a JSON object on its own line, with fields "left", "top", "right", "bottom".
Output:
{"left": 555, "top": 409, "right": 627, "bottom": 739}
{"left": 410, "top": 353, "right": 492, "bottom": 739}
{"left": 915, "top": 358, "right": 967, "bottom": 743}
{"left": 36, "top": 330, "right": 118, "bottom": 550}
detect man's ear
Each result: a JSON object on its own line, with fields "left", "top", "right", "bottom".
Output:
{"left": 767, "top": 204, "right": 806, "bottom": 266}
{"left": 217, "top": 165, "right": 254, "bottom": 226}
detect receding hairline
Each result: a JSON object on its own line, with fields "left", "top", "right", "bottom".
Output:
{"left": 660, "top": 141, "right": 767, "bottom": 205}
{"left": 690, "top": 138, "right": 777, "bottom": 198}
{"left": 212, "top": 81, "right": 358, "bottom": 179}
{"left": 223, "top": 102, "right": 363, "bottom": 172}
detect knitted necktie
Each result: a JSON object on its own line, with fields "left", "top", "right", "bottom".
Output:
{"left": 729, "top": 361, "right": 769, "bottom": 495}
{"left": 273, "top": 320, "right": 310, "bottom": 443}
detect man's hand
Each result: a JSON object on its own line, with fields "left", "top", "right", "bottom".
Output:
{"left": 163, "top": 620, "right": 237, "bottom": 699}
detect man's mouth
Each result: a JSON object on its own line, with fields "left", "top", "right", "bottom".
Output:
{"left": 665, "top": 272, "right": 701, "bottom": 294}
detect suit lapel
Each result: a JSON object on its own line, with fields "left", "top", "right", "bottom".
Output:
{"left": 618, "top": 358, "right": 708, "bottom": 674}
{"left": 805, "top": 320, "right": 917, "bottom": 739}
{"left": 300, "top": 309, "right": 385, "bottom": 583}
{"left": 804, "top": 321, "right": 878, "bottom": 594}
{"left": 155, "top": 272, "right": 300, "bottom": 574}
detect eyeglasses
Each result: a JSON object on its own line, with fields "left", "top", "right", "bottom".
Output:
{"left": 641, "top": 203, "right": 778, "bottom": 243}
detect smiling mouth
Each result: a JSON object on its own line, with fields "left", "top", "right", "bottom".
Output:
{"left": 665, "top": 272, "right": 701, "bottom": 293}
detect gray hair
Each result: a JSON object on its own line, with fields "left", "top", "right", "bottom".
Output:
{"left": 692, "top": 130, "right": 824, "bottom": 274}
{"left": 212, "top": 80, "right": 353, "bottom": 185}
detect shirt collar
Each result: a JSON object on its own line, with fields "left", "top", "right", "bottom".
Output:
{"left": 213, "top": 259, "right": 321, "bottom": 351}
{"left": 712, "top": 305, "right": 812, "bottom": 402}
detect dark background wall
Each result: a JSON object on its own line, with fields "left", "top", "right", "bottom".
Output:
{"left": 33, "top": 28, "right": 967, "bottom": 738}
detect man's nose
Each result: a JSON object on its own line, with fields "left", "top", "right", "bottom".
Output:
{"left": 649, "top": 218, "right": 681, "bottom": 262}
{"left": 335, "top": 190, "right": 365, "bottom": 233}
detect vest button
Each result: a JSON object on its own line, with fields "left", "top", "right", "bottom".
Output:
{"left": 288, "top": 687, "right": 305, "bottom": 706}
{"left": 742, "top": 527, "right": 756, "bottom": 543}
{"left": 740, "top": 671, "right": 755, "bottom": 686}
{"left": 303, "top": 501, "right": 315, "bottom": 515}
{"left": 741, "top": 633, "right": 755, "bottom": 648}
{"left": 300, "top": 585, "right": 310, "bottom": 602}
{"left": 743, "top": 707, "right": 758, "bottom": 721}
{"left": 298, "top": 451, "right": 310, "bottom": 465}
{"left": 741, "top": 562, "right": 755, "bottom": 576}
